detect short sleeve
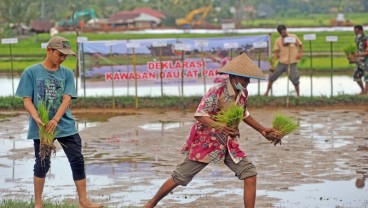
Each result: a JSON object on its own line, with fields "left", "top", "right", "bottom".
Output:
{"left": 296, "top": 36, "right": 303, "bottom": 46}
{"left": 274, "top": 38, "right": 280, "bottom": 51}
{"left": 195, "top": 86, "right": 219, "bottom": 117}
{"left": 64, "top": 69, "right": 77, "bottom": 99}
{"left": 15, "top": 70, "right": 33, "bottom": 98}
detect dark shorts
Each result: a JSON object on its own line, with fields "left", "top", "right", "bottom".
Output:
{"left": 269, "top": 63, "right": 300, "bottom": 85}
{"left": 33, "top": 133, "right": 86, "bottom": 181}
{"left": 171, "top": 151, "right": 258, "bottom": 186}
{"left": 353, "top": 65, "right": 368, "bottom": 82}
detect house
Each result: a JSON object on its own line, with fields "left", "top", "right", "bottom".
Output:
{"left": 30, "top": 20, "right": 54, "bottom": 33}
{"left": 108, "top": 7, "right": 165, "bottom": 29}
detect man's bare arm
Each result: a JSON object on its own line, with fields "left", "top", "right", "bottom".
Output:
{"left": 24, "top": 97, "right": 44, "bottom": 127}
{"left": 45, "top": 94, "right": 72, "bottom": 133}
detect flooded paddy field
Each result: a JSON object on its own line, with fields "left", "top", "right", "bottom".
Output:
{"left": 0, "top": 107, "right": 367, "bottom": 208}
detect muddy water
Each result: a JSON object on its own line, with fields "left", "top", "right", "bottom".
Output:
{"left": 0, "top": 108, "right": 367, "bottom": 207}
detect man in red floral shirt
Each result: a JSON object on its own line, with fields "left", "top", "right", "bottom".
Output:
{"left": 144, "top": 53, "right": 275, "bottom": 208}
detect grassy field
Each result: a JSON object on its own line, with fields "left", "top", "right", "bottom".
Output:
{"left": 0, "top": 199, "right": 78, "bottom": 208}
{"left": 242, "top": 12, "right": 368, "bottom": 27}
{"left": 1, "top": 95, "right": 367, "bottom": 110}
{"left": 0, "top": 31, "right": 357, "bottom": 72}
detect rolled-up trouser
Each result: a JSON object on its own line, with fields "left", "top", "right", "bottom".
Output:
{"left": 171, "top": 151, "right": 258, "bottom": 186}
{"left": 33, "top": 133, "right": 86, "bottom": 181}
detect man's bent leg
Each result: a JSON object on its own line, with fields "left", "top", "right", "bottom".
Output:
{"left": 264, "top": 64, "right": 286, "bottom": 96}
{"left": 357, "top": 80, "right": 365, "bottom": 94}
{"left": 244, "top": 176, "right": 257, "bottom": 208}
{"left": 224, "top": 152, "right": 258, "bottom": 208}
{"left": 144, "top": 158, "right": 208, "bottom": 207}
{"left": 144, "top": 178, "right": 178, "bottom": 208}
{"left": 263, "top": 80, "right": 274, "bottom": 96}
{"left": 294, "top": 84, "right": 300, "bottom": 97}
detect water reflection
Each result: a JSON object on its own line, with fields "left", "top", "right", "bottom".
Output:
{"left": 139, "top": 121, "right": 192, "bottom": 131}
{"left": 0, "top": 75, "right": 362, "bottom": 97}
{"left": 258, "top": 180, "right": 368, "bottom": 208}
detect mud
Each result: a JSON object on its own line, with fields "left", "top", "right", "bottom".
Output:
{"left": 0, "top": 107, "right": 367, "bottom": 207}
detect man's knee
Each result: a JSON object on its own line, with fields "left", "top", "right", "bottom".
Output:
{"left": 171, "top": 170, "right": 192, "bottom": 186}
{"left": 34, "top": 157, "right": 51, "bottom": 178}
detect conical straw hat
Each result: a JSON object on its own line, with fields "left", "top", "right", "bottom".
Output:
{"left": 218, "top": 53, "right": 265, "bottom": 80}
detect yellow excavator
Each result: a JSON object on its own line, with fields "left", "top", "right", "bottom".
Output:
{"left": 175, "top": 5, "right": 212, "bottom": 29}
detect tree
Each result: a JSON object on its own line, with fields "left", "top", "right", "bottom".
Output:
{"left": 0, "top": 0, "right": 37, "bottom": 35}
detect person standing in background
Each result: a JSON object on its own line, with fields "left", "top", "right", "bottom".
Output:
{"left": 264, "top": 24, "right": 303, "bottom": 97}
{"left": 353, "top": 25, "right": 368, "bottom": 95}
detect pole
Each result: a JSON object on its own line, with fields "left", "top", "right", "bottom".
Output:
{"left": 286, "top": 45, "right": 291, "bottom": 107}
{"left": 309, "top": 40, "right": 313, "bottom": 98}
{"left": 159, "top": 47, "right": 163, "bottom": 97}
{"left": 9, "top": 44, "right": 14, "bottom": 98}
{"left": 330, "top": 42, "right": 333, "bottom": 97}
{"left": 72, "top": 5, "right": 79, "bottom": 95}
{"left": 109, "top": 45, "right": 115, "bottom": 109}
{"left": 201, "top": 46, "right": 206, "bottom": 94}
{"left": 133, "top": 48, "right": 138, "bottom": 109}
{"left": 257, "top": 48, "right": 261, "bottom": 96}
{"left": 126, "top": 48, "right": 130, "bottom": 96}
{"left": 82, "top": 42, "right": 86, "bottom": 98}
{"left": 181, "top": 50, "right": 184, "bottom": 100}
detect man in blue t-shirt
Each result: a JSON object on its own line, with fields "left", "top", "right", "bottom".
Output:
{"left": 16, "top": 36, "right": 102, "bottom": 208}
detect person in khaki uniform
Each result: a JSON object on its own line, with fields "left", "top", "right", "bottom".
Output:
{"left": 264, "top": 24, "right": 303, "bottom": 97}
{"left": 144, "top": 53, "right": 277, "bottom": 208}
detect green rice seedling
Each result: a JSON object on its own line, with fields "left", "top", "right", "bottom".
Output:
{"left": 214, "top": 104, "right": 244, "bottom": 129}
{"left": 342, "top": 43, "right": 357, "bottom": 56}
{"left": 342, "top": 43, "right": 359, "bottom": 64}
{"left": 37, "top": 101, "right": 59, "bottom": 161}
{"left": 267, "top": 113, "right": 298, "bottom": 145}
{"left": 268, "top": 56, "right": 278, "bottom": 71}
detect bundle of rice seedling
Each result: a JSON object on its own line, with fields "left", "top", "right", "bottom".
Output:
{"left": 267, "top": 113, "right": 298, "bottom": 145}
{"left": 37, "top": 101, "right": 59, "bottom": 161}
{"left": 342, "top": 43, "right": 359, "bottom": 63}
{"left": 214, "top": 104, "right": 244, "bottom": 129}
{"left": 268, "top": 56, "right": 278, "bottom": 72}
{"left": 342, "top": 43, "right": 357, "bottom": 56}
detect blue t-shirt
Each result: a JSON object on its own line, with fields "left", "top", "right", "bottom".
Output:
{"left": 16, "top": 63, "right": 78, "bottom": 140}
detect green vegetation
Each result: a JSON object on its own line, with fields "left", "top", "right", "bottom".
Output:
{"left": 0, "top": 31, "right": 358, "bottom": 72}
{"left": 242, "top": 12, "right": 368, "bottom": 28}
{"left": 1, "top": 95, "right": 367, "bottom": 111}
{"left": 214, "top": 104, "right": 244, "bottom": 128}
{"left": 37, "top": 101, "right": 59, "bottom": 160}
{"left": 0, "top": 199, "right": 78, "bottom": 208}
{"left": 272, "top": 114, "right": 299, "bottom": 137}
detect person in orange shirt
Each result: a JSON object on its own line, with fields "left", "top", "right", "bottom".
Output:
{"left": 264, "top": 25, "right": 303, "bottom": 97}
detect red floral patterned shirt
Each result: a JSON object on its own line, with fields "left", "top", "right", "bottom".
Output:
{"left": 181, "top": 78, "right": 250, "bottom": 164}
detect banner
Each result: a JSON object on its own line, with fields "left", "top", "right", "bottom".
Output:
{"left": 78, "top": 35, "right": 270, "bottom": 91}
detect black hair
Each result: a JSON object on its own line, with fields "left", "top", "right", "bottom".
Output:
{"left": 219, "top": 50, "right": 228, "bottom": 57}
{"left": 354, "top": 25, "right": 363, "bottom": 31}
{"left": 277, "top": 24, "right": 287, "bottom": 33}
